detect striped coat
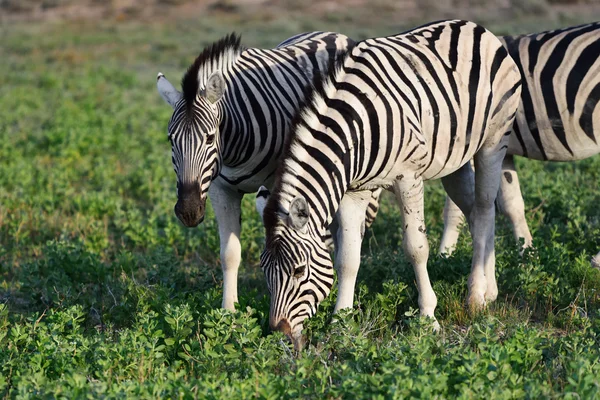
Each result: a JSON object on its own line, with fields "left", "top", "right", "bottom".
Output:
{"left": 257, "top": 20, "right": 522, "bottom": 349}
{"left": 440, "top": 22, "right": 600, "bottom": 269}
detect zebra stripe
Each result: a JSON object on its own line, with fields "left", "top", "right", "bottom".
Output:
{"left": 440, "top": 22, "right": 600, "bottom": 266}
{"left": 504, "top": 22, "right": 600, "bottom": 161}
{"left": 157, "top": 32, "right": 356, "bottom": 310}
{"left": 259, "top": 20, "right": 522, "bottom": 348}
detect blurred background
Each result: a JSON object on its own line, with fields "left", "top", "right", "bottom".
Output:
{"left": 2, "top": 0, "right": 600, "bottom": 33}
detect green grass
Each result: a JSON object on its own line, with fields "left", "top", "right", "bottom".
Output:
{"left": 1, "top": 14, "right": 600, "bottom": 399}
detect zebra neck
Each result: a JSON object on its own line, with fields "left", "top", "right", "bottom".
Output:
{"left": 217, "top": 95, "right": 253, "bottom": 168}
{"left": 216, "top": 49, "right": 295, "bottom": 168}
{"left": 274, "top": 126, "right": 350, "bottom": 235}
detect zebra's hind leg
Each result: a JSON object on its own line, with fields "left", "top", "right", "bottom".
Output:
{"left": 439, "top": 162, "right": 474, "bottom": 256}
{"left": 440, "top": 192, "right": 467, "bottom": 256}
{"left": 393, "top": 175, "right": 439, "bottom": 329}
{"left": 332, "top": 191, "right": 372, "bottom": 313}
{"left": 497, "top": 155, "right": 533, "bottom": 251}
{"left": 442, "top": 155, "right": 500, "bottom": 309}
{"left": 468, "top": 146, "right": 508, "bottom": 309}
{"left": 209, "top": 183, "right": 243, "bottom": 311}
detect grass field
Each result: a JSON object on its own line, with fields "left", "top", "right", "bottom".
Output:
{"left": 1, "top": 8, "right": 600, "bottom": 398}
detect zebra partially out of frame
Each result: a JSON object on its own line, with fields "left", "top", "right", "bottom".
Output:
{"left": 156, "top": 32, "right": 365, "bottom": 310}
{"left": 440, "top": 22, "right": 600, "bottom": 271}
{"left": 256, "top": 20, "right": 522, "bottom": 349}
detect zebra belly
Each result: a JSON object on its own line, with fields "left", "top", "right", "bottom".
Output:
{"left": 218, "top": 165, "right": 277, "bottom": 194}
{"left": 507, "top": 117, "right": 600, "bottom": 162}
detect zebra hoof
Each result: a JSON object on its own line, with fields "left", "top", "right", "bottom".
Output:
{"left": 466, "top": 292, "right": 487, "bottom": 313}
{"left": 485, "top": 283, "right": 498, "bottom": 303}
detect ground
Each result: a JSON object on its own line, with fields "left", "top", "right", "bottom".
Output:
{"left": 1, "top": 2, "right": 600, "bottom": 398}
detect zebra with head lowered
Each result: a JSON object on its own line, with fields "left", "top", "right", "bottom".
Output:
{"left": 256, "top": 20, "right": 522, "bottom": 350}
{"left": 440, "top": 22, "right": 600, "bottom": 270}
{"left": 156, "top": 32, "right": 357, "bottom": 310}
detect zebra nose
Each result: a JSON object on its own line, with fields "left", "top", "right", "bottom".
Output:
{"left": 174, "top": 201, "right": 205, "bottom": 227}
{"left": 174, "top": 183, "right": 206, "bottom": 227}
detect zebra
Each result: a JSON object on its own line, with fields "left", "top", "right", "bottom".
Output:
{"left": 155, "top": 32, "right": 360, "bottom": 311}
{"left": 439, "top": 22, "right": 600, "bottom": 273}
{"left": 255, "top": 20, "right": 522, "bottom": 349}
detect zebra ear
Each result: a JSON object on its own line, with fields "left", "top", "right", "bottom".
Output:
{"left": 205, "top": 71, "right": 225, "bottom": 104}
{"left": 157, "top": 73, "right": 182, "bottom": 109}
{"left": 255, "top": 186, "right": 270, "bottom": 219}
{"left": 288, "top": 196, "right": 310, "bottom": 231}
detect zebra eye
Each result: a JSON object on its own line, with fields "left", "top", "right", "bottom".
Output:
{"left": 206, "top": 133, "right": 215, "bottom": 145}
{"left": 293, "top": 265, "right": 306, "bottom": 278}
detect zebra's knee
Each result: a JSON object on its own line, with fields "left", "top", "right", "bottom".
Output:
{"left": 403, "top": 229, "right": 429, "bottom": 266}
{"left": 220, "top": 237, "right": 241, "bottom": 271}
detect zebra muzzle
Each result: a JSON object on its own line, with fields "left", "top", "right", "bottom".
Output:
{"left": 174, "top": 183, "right": 206, "bottom": 227}
{"left": 271, "top": 318, "right": 305, "bottom": 351}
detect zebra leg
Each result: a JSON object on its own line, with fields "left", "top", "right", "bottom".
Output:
{"left": 439, "top": 195, "right": 467, "bottom": 256}
{"left": 333, "top": 191, "right": 371, "bottom": 312}
{"left": 209, "top": 183, "right": 243, "bottom": 311}
{"left": 592, "top": 252, "right": 600, "bottom": 269}
{"left": 393, "top": 176, "right": 438, "bottom": 327}
{"left": 467, "top": 147, "right": 507, "bottom": 309}
{"left": 442, "top": 160, "right": 497, "bottom": 307}
{"left": 497, "top": 155, "right": 533, "bottom": 250}
{"left": 441, "top": 163, "right": 475, "bottom": 225}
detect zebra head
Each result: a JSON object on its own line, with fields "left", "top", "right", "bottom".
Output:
{"left": 256, "top": 187, "right": 334, "bottom": 350}
{"left": 157, "top": 71, "right": 225, "bottom": 227}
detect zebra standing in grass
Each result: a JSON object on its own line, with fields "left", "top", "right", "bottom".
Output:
{"left": 255, "top": 20, "right": 522, "bottom": 349}
{"left": 156, "top": 32, "right": 370, "bottom": 310}
{"left": 440, "top": 22, "right": 600, "bottom": 271}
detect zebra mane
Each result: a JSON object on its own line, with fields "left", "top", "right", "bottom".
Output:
{"left": 263, "top": 44, "right": 357, "bottom": 236}
{"left": 181, "top": 33, "right": 243, "bottom": 107}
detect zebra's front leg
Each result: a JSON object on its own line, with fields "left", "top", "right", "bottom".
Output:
{"left": 209, "top": 183, "right": 243, "bottom": 311}
{"left": 393, "top": 176, "right": 438, "bottom": 327}
{"left": 333, "top": 191, "right": 371, "bottom": 312}
{"left": 497, "top": 155, "right": 533, "bottom": 250}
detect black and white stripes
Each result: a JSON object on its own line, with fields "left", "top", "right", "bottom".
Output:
{"left": 504, "top": 22, "right": 600, "bottom": 161}
{"left": 258, "top": 20, "right": 522, "bottom": 348}
{"left": 440, "top": 23, "right": 600, "bottom": 264}
{"left": 157, "top": 32, "right": 354, "bottom": 310}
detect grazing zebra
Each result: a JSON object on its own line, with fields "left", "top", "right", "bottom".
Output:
{"left": 440, "top": 22, "right": 600, "bottom": 274}
{"left": 156, "top": 32, "right": 355, "bottom": 310}
{"left": 256, "top": 20, "right": 522, "bottom": 349}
